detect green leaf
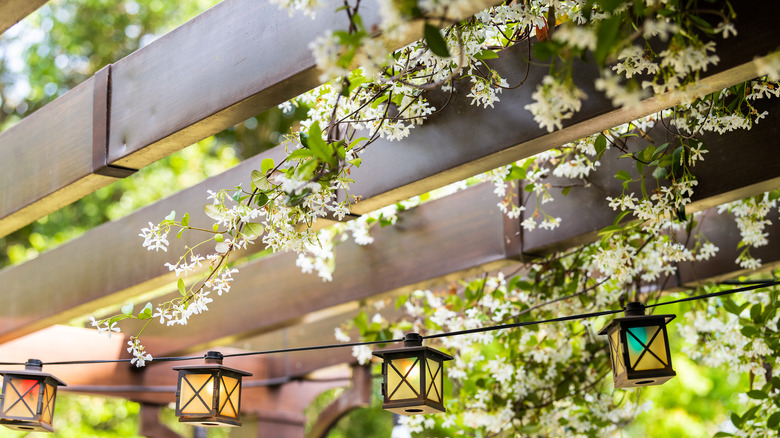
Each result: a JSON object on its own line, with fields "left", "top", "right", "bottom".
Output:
{"left": 740, "top": 325, "right": 759, "bottom": 337}
{"left": 181, "top": 212, "right": 189, "bottom": 227}
{"left": 121, "top": 302, "right": 134, "bottom": 316}
{"left": 261, "top": 158, "right": 275, "bottom": 174}
{"left": 615, "top": 170, "right": 632, "bottom": 181}
{"left": 750, "top": 303, "right": 762, "bottom": 324}
{"left": 474, "top": 49, "right": 499, "bottom": 60}
{"left": 255, "top": 193, "right": 269, "bottom": 208}
{"left": 251, "top": 170, "right": 270, "bottom": 191}
{"left": 722, "top": 298, "right": 742, "bottom": 315}
{"left": 598, "top": 224, "right": 624, "bottom": 236}
{"left": 138, "top": 302, "right": 154, "bottom": 319}
{"left": 743, "top": 405, "right": 760, "bottom": 422}
{"left": 652, "top": 166, "right": 668, "bottom": 179}
{"left": 767, "top": 412, "right": 780, "bottom": 429}
{"left": 423, "top": 23, "right": 450, "bottom": 58}
{"left": 243, "top": 222, "right": 265, "bottom": 240}
{"left": 597, "top": 0, "right": 624, "bottom": 12}
{"left": 613, "top": 209, "right": 631, "bottom": 225}
{"left": 354, "top": 311, "right": 369, "bottom": 333}
{"left": 594, "top": 16, "right": 621, "bottom": 66}
{"left": 287, "top": 149, "right": 313, "bottom": 161}
{"left": 307, "top": 122, "right": 337, "bottom": 166}
{"left": 713, "top": 433, "right": 734, "bottom": 437}
{"left": 731, "top": 412, "right": 743, "bottom": 429}
{"left": 165, "top": 210, "right": 176, "bottom": 221}
{"left": 178, "top": 278, "right": 186, "bottom": 296}
{"left": 506, "top": 165, "right": 527, "bottom": 181}
{"left": 555, "top": 380, "right": 569, "bottom": 399}
{"left": 204, "top": 204, "right": 223, "bottom": 221}
{"left": 176, "top": 228, "right": 185, "bottom": 239}
{"left": 746, "top": 390, "right": 768, "bottom": 400}
{"left": 561, "top": 186, "right": 573, "bottom": 196}
{"left": 595, "top": 134, "right": 607, "bottom": 156}
{"left": 533, "top": 41, "right": 555, "bottom": 61}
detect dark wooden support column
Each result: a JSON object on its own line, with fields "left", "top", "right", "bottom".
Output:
{"left": 139, "top": 403, "right": 183, "bottom": 438}
{"left": 308, "top": 365, "right": 372, "bottom": 438}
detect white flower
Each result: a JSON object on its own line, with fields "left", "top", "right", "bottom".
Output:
{"left": 352, "top": 345, "right": 373, "bottom": 365}
{"left": 139, "top": 222, "right": 169, "bottom": 252}
{"left": 334, "top": 327, "right": 351, "bottom": 343}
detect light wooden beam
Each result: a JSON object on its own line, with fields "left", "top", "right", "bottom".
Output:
{"left": 0, "top": 0, "right": 48, "bottom": 34}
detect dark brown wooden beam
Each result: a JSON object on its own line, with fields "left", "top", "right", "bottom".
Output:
{"left": 2, "top": 92, "right": 779, "bottom": 347}
{"left": 348, "top": 0, "right": 780, "bottom": 214}
{"left": 0, "top": 0, "right": 47, "bottom": 34}
{"left": 521, "top": 98, "right": 780, "bottom": 256}
{"left": 1, "top": 0, "right": 777, "bottom": 344}
{"left": 0, "top": 0, "right": 496, "bottom": 237}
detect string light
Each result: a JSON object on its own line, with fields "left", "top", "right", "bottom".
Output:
{"left": 0, "top": 280, "right": 773, "bottom": 430}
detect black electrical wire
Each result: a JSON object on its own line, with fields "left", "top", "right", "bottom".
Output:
{"left": 1, "top": 279, "right": 776, "bottom": 369}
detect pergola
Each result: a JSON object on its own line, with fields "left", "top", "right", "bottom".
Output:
{"left": 1, "top": 0, "right": 779, "bottom": 436}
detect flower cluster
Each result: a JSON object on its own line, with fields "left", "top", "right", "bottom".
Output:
{"left": 127, "top": 338, "right": 153, "bottom": 367}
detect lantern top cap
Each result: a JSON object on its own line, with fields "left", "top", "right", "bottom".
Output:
{"left": 0, "top": 359, "right": 67, "bottom": 386}
{"left": 372, "top": 333, "right": 454, "bottom": 361}
{"left": 597, "top": 309, "right": 676, "bottom": 335}
{"left": 172, "top": 352, "right": 252, "bottom": 376}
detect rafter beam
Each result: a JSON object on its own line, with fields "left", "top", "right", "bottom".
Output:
{"left": 3, "top": 87, "right": 778, "bottom": 346}
{"left": 0, "top": 0, "right": 47, "bottom": 34}
{"left": 521, "top": 98, "right": 780, "bottom": 256}
{"left": 0, "top": 0, "right": 498, "bottom": 237}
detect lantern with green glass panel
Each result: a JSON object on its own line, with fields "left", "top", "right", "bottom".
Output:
{"left": 173, "top": 351, "right": 252, "bottom": 427}
{"left": 372, "top": 333, "right": 453, "bottom": 415}
{"left": 598, "top": 302, "right": 676, "bottom": 388}
{"left": 0, "top": 359, "right": 66, "bottom": 433}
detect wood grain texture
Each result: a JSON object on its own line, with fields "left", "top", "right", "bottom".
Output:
{"left": 520, "top": 99, "right": 780, "bottom": 256}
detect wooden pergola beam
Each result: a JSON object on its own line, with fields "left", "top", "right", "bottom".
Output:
{"left": 522, "top": 98, "right": 780, "bottom": 256}
{"left": 3, "top": 85, "right": 778, "bottom": 346}
{"left": 0, "top": 0, "right": 47, "bottom": 34}
{"left": 133, "top": 182, "right": 521, "bottom": 356}
{"left": 0, "top": 0, "right": 498, "bottom": 237}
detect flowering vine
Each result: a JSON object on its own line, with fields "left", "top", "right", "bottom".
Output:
{"left": 82, "top": 5, "right": 780, "bottom": 436}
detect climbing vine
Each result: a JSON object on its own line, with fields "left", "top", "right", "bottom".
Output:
{"left": 91, "top": 0, "right": 780, "bottom": 435}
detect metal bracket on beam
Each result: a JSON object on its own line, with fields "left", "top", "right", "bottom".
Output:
{"left": 92, "top": 64, "right": 137, "bottom": 178}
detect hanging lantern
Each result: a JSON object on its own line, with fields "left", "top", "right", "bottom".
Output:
{"left": 0, "top": 359, "right": 66, "bottom": 433}
{"left": 372, "top": 333, "right": 453, "bottom": 415}
{"left": 173, "top": 351, "right": 252, "bottom": 427}
{"left": 598, "top": 302, "right": 676, "bottom": 388}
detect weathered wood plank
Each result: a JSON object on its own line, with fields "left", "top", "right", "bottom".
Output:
{"left": 521, "top": 99, "right": 780, "bottom": 256}
{"left": 0, "top": 0, "right": 496, "bottom": 237}
{"left": 349, "top": 0, "right": 780, "bottom": 214}
{"left": 0, "top": 0, "right": 48, "bottom": 35}
{"left": 2, "top": 0, "right": 775, "bottom": 237}
{"left": 2, "top": 82, "right": 779, "bottom": 346}
{"left": 0, "top": 77, "right": 115, "bottom": 234}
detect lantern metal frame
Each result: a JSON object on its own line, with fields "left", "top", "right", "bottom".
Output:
{"left": 372, "top": 333, "right": 453, "bottom": 415}
{"left": 0, "top": 359, "right": 66, "bottom": 433}
{"left": 172, "top": 351, "right": 252, "bottom": 427}
{"left": 598, "top": 302, "right": 676, "bottom": 388}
